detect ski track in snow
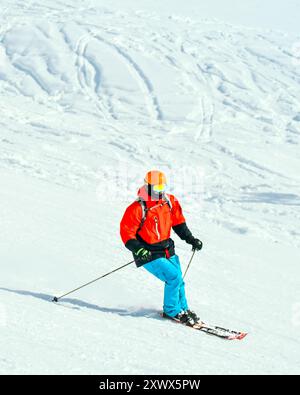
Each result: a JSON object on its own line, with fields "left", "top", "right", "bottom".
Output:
{"left": 94, "top": 33, "right": 164, "bottom": 121}
{"left": 1, "top": 0, "right": 300, "bottom": 374}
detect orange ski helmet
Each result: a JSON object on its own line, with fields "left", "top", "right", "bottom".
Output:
{"left": 145, "top": 170, "right": 167, "bottom": 185}
{"left": 144, "top": 170, "right": 167, "bottom": 195}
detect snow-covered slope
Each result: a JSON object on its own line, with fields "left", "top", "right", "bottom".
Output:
{"left": 1, "top": 0, "right": 300, "bottom": 374}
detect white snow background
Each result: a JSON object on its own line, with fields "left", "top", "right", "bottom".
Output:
{"left": 0, "top": 0, "right": 300, "bottom": 374}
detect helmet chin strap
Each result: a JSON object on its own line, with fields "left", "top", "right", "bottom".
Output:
{"left": 146, "top": 184, "right": 165, "bottom": 200}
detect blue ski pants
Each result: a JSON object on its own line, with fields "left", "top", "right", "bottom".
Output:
{"left": 143, "top": 255, "right": 188, "bottom": 317}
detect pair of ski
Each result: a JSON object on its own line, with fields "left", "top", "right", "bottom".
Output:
{"left": 161, "top": 313, "right": 248, "bottom": 341}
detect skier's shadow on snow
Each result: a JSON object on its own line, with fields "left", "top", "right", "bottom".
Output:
{"left": 0, "top": 287, "right": 159, "bottom": 318}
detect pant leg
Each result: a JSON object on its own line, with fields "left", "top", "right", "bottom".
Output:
{"left": 144, "top": 256, "right": 188, "bottom": 317}
{"left": 168, "top": 255, "right": 189, "bottom": 312}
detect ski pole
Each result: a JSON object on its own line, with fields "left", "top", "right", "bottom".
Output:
{"left": 52, "top": 260, "right": 134, "bottom": 302}
{"left": 183, "top": 250, "right": 196, "bottom": 279}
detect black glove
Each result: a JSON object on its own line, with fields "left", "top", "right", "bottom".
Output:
{"left": 187, "top": 237, "right": 203, "bottom": 251}
{"left": 134, "top": 247, "right": 152, "bottom": 263}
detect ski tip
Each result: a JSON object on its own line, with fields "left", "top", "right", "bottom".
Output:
{"left": 237, "top": 332, "right": 248, "bottom": 340}
{"left": 228, "top": 332, "right": 248, "bottom": 341}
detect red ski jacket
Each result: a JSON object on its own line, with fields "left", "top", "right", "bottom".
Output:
{"left": 120, "top": 186, "right": 193, "bottom": 265}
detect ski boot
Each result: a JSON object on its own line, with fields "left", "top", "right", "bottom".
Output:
{"left": 163, "top": 311, "right": 195, "bottom": 326}
{"left": 185, "top": 309, "right": 201, "bottom": 325}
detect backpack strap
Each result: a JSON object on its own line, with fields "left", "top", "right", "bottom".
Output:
{"left": 136, "top": 195, "right": 173, "bottom": 235}
{"left": 164, "top": 194, "right": 173, "bottom": 212}
{"left": 136, "top": 198, "right": 148, "bottom": 234}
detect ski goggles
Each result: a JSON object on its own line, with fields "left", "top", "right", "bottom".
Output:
{"left": 152, "top": 184, "right": 166, "bottom": 193}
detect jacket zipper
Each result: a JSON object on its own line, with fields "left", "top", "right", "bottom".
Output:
{"left": 154, "top": 217, "right": 161, "bottom": 240}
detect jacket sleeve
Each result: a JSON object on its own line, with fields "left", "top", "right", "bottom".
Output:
{"left": 120, "top": 202, "right": 144, "bottom": 252}
{"left": 171, "top": 196, "right": 194, "bottom": 242}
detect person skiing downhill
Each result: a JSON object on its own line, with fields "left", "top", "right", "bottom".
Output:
{"left": 120, "top": 170, "right": 203, "bottom": 326}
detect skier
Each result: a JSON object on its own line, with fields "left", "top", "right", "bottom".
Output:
{"left": 120, "top": 170, "right": 203, "bottom": 326}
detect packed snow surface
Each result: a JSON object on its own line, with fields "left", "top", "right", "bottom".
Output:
{"left": 1, "top": 0, "right": 300, "bottom": 374}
